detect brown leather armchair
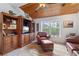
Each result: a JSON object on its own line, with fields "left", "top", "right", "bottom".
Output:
{"left": 36, "top": 32, "right": 50, "bottom": 44}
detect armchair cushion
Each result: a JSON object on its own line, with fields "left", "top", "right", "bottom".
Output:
{"left": 37, "top": 32, "right": 47, "bottom": 37}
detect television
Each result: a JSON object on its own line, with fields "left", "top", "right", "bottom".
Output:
{"left": 23, "top": 19, "right": 30, "bottom": 34}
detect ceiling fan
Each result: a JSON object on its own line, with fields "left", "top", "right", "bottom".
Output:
{"left": 35, "top": 3, "right": 77, "bottom": 11}
{"left": 35, "top": 3, "right": 59, "bottom": 11}
{"left": 35, "top": 3, "right": 48, "bottom": 11}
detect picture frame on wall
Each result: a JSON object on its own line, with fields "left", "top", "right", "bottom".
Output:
{"left": 63, "top": 20, "right": 73, "bottom": 28}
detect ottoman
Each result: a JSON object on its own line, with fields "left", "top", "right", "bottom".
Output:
{"left": 41, "top": 40, "right": 54, "bottom": 52}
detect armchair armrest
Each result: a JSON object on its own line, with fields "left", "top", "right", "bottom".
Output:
{"left": 36, "top": 35, "right": 40, "bottom": 39}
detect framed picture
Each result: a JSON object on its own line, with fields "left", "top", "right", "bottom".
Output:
{"left": 64, "top": 20, "right": 73, "bottom": 28}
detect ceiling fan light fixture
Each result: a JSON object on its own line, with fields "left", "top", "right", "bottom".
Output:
{"left": 39, "top": 3, "right": 46, "bottom": 7}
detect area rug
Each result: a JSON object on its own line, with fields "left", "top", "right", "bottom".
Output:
{"left": 28, "top": 42, "right": 53, "bottom": 56}
{"left": 27, "top": 42, "right": 69, "bottom": 56}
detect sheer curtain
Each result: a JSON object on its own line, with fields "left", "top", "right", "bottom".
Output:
{"left": 41, "top": 20, "right": 60, "bottom": 37}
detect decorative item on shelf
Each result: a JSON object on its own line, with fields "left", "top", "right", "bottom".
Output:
{"left": 2, "top": 23, "right": 6, "bottom": 29}
{"left": 2, "top": 30, "right": 6, "bottom": 36}
{"left": 12, "top": 20, "right": 16, "bottom": 25}
{"left": 8, "top": 20, "right": 16, "bottom": 29}
{"left": 6, "top": 19, "right": 11, "bottom": 27}
{"left": 8, "top": 25, "right": 16, "bottom": 29}
{"left": 63, "top": 20, "right": 73, "bottom": 28}
{"left": 9, "top": 10, "right": 16, "bottom": 15}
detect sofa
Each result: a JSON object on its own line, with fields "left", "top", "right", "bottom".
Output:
{"left": 66, "top": 36, "right": 79, "bottom": 55}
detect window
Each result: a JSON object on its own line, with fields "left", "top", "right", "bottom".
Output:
{"left": 42, "top": 21, "right": 50, "bottom": 34}
{"left": 50, "top": 21, "right": 59, "bottom": 36}
{"left": 41, "top": 21, "right": 60, "bottom": 36}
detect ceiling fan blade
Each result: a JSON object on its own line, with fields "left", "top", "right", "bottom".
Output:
{"left": 35, "top": 6, "right": 41, "bottom": 11}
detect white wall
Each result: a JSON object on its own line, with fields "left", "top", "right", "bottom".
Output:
{"left": 10, "top": 5, "right": 26, "bottom": 17}
{"left": 0, "top": 3, "right": 14, "bottom": 12}
{"left": 61, "top": 14, "right": 78, "bottom": 37}
{"left": 34, "top": 13, "right": 79, "bottom": 44}
{"left": 0, "top": 3, "right": 25, "bottom": 17}
{"left": 76, "top": 12, "right": 79, "bottom": 35}
{"left": 58, "top": 13, "right": 78, "bottom": 44}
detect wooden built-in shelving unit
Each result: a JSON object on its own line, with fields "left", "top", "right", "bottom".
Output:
{"left": 0, "top": 12, "right": 35, "bottom": 55}
{"left": 0, "top": 12, "right": 23, "bottom": 54}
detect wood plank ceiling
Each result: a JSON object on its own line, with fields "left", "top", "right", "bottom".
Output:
{"left": 20, "top": 3, "right": 79, "bottom": 19}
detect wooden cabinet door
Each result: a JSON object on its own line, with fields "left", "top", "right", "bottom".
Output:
{"left": 12, "top": 35, "right": 18, "bottom": 49}
{"left": 3, "top": 35, "right": 18, "bottom": 53}
{"left": 24, "top": 35, "right": 29, "bottom": 45}
{"left": 4, "top": 36, "right": 12, "bottom": 53}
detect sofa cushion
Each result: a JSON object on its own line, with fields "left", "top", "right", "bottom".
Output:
{"left": 66, "top": 42, "right": 79, "bottom": 51}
